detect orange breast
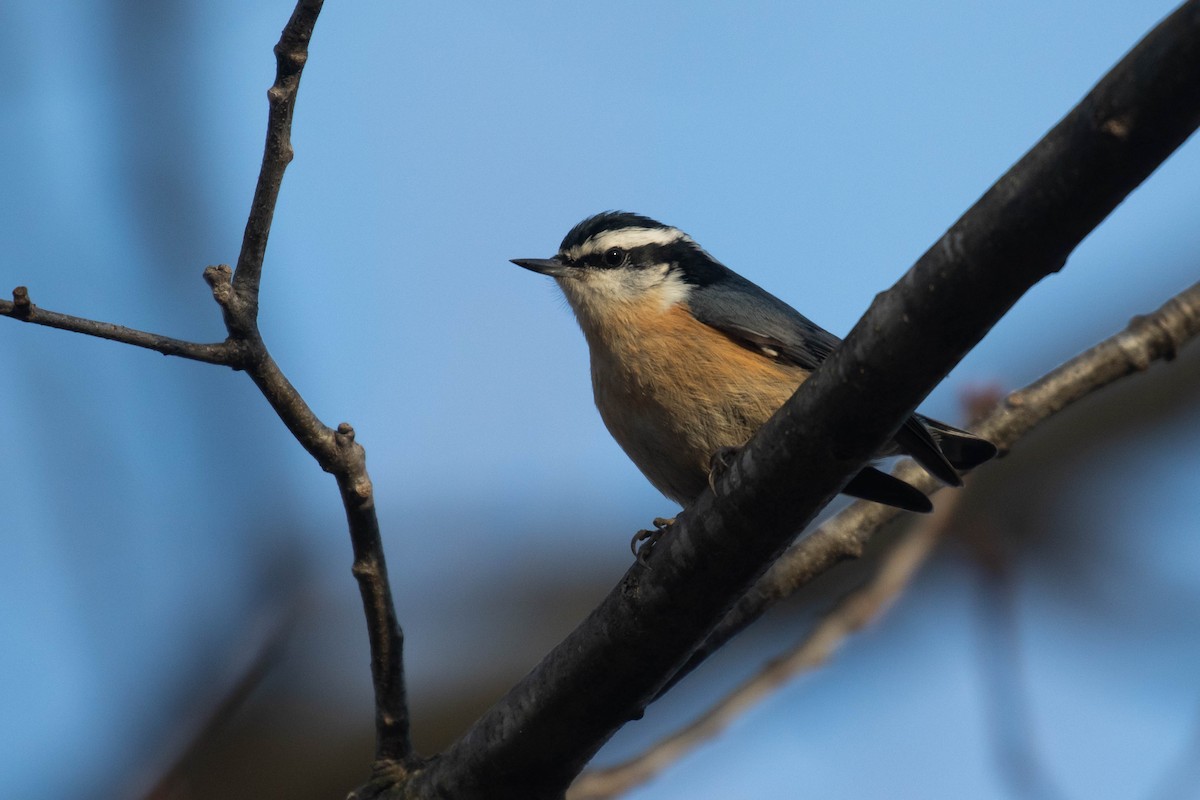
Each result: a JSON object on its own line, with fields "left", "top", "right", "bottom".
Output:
{"left": 584, "top": 300, "right": 808, "bottom": 505}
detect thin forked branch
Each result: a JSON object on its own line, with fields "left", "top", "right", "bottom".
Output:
{"left": 0, "top": 0, "right": 413, "bottom": 769}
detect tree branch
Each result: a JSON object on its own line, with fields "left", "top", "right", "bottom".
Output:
{"left": 229, "top": 0, "right": 320, "bottom": 314}
{"left": 409, "top": 5, "right": 1200, "bottom": 797}
{"left": 1, "top": 0, "right": 414, "bottom": 770}
{"left": 207, "top": 1, "right": 413, "bottom": 767}
{"left": 0, "top": 286, "right": 237, "bottom": 365}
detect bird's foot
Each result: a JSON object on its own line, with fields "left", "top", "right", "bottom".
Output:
{"left": 708, "top": 445, "right": 742, "bottom": 494}
{"left": 631, "top": 517, "right": 676, "bottom": 566}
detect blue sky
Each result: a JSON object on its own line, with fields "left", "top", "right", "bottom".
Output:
{"left": 2, "top": 2, "right": 1199, "bottom": 798}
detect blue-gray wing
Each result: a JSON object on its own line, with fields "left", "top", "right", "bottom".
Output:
{"left": 685, "top": 267, "right": 986, "bottom": 487}
{"left": 685, "top": 270, "right": 840, "bottom": 371}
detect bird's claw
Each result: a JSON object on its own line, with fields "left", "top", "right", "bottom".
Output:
{"left": 631, "top": 516, "right": 676, "bottom": 566}
{"left": 708, "top": 445, "right": 741, "bottom": 494}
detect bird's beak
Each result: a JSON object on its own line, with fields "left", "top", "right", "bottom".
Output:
{"left": 510, "top": 257, "right": 568, "bottom": 277}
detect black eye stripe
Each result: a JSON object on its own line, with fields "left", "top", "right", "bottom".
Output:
{"left": 580, "top": 243, "right": 677, "bottom": 269}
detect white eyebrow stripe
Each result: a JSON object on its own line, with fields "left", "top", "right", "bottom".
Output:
{"left": 564, "top": 226, "right": 690, "bottom": 259}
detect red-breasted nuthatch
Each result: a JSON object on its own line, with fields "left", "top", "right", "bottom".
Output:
{"left": 513, "top": 211, "right": 995, "bottom": 530}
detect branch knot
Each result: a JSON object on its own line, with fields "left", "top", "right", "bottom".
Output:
{"left": 203, "top": 264, "right": 236, "bottom": 307}
{"left": 11, "top": 286, "right": 32, "bottom": 318}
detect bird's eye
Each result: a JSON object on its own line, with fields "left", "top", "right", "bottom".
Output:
{"left": 603, "top": 247, "right": 625, "bottom": 267}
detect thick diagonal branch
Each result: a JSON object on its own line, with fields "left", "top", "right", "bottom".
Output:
{"left": 410, "top": 5, "right": 1200, "bottom": 798}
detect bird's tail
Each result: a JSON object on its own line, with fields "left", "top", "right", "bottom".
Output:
{"left": 894, "top": 413, "right": 997, "bottom": 488}
{"left": 917, "top": 415, "right": 998, "bottom": 471}
{"left": 844, "top": 466, "right": 933, "bottom": 513}
{"left": 846, "top": 416, "right": 996, "bottom": 514}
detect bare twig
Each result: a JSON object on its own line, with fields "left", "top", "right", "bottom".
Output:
{"left": 0, "top": 286, "right": 236, "bottom": 365}
{"left": 0, "top": 0, "right": 413, "bottom": 770}
{"left": 668, "top": 280, "right": 1200, "bottom": 693}
{"left": 568, "top": 490, "right": 967, "bottom": 800}
{"left": 205, "top": 0, "right": 412, "bottom": 768}
{"left": 415, "top": 5, "right": 1200, "bottom": 796}
{"left": 230, "top": 0, "right": 319, "bottom": 315}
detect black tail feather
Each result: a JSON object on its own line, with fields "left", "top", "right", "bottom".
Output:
{"left": 894, "top": 416, "right": 962, "bottom": 487}
{"left": 844, "top": 466, "right": 933, "bottom": 513}
{"left": 893, "top": 414, "right": 997, "bottom": 487}
{"left": 915, "top": 415, "right": 998, "bottom": 470}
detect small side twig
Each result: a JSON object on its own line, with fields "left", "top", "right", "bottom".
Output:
{"left": 0, "top": 286, "right": 236, "bottom": 365}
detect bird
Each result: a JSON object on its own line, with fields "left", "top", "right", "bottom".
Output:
{"left": 512, "top": 211, "right": 995, "bottom": 550}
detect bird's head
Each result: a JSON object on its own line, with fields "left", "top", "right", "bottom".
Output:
{"left": 512, "top": 211, "right": 726, "bottom": 323}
